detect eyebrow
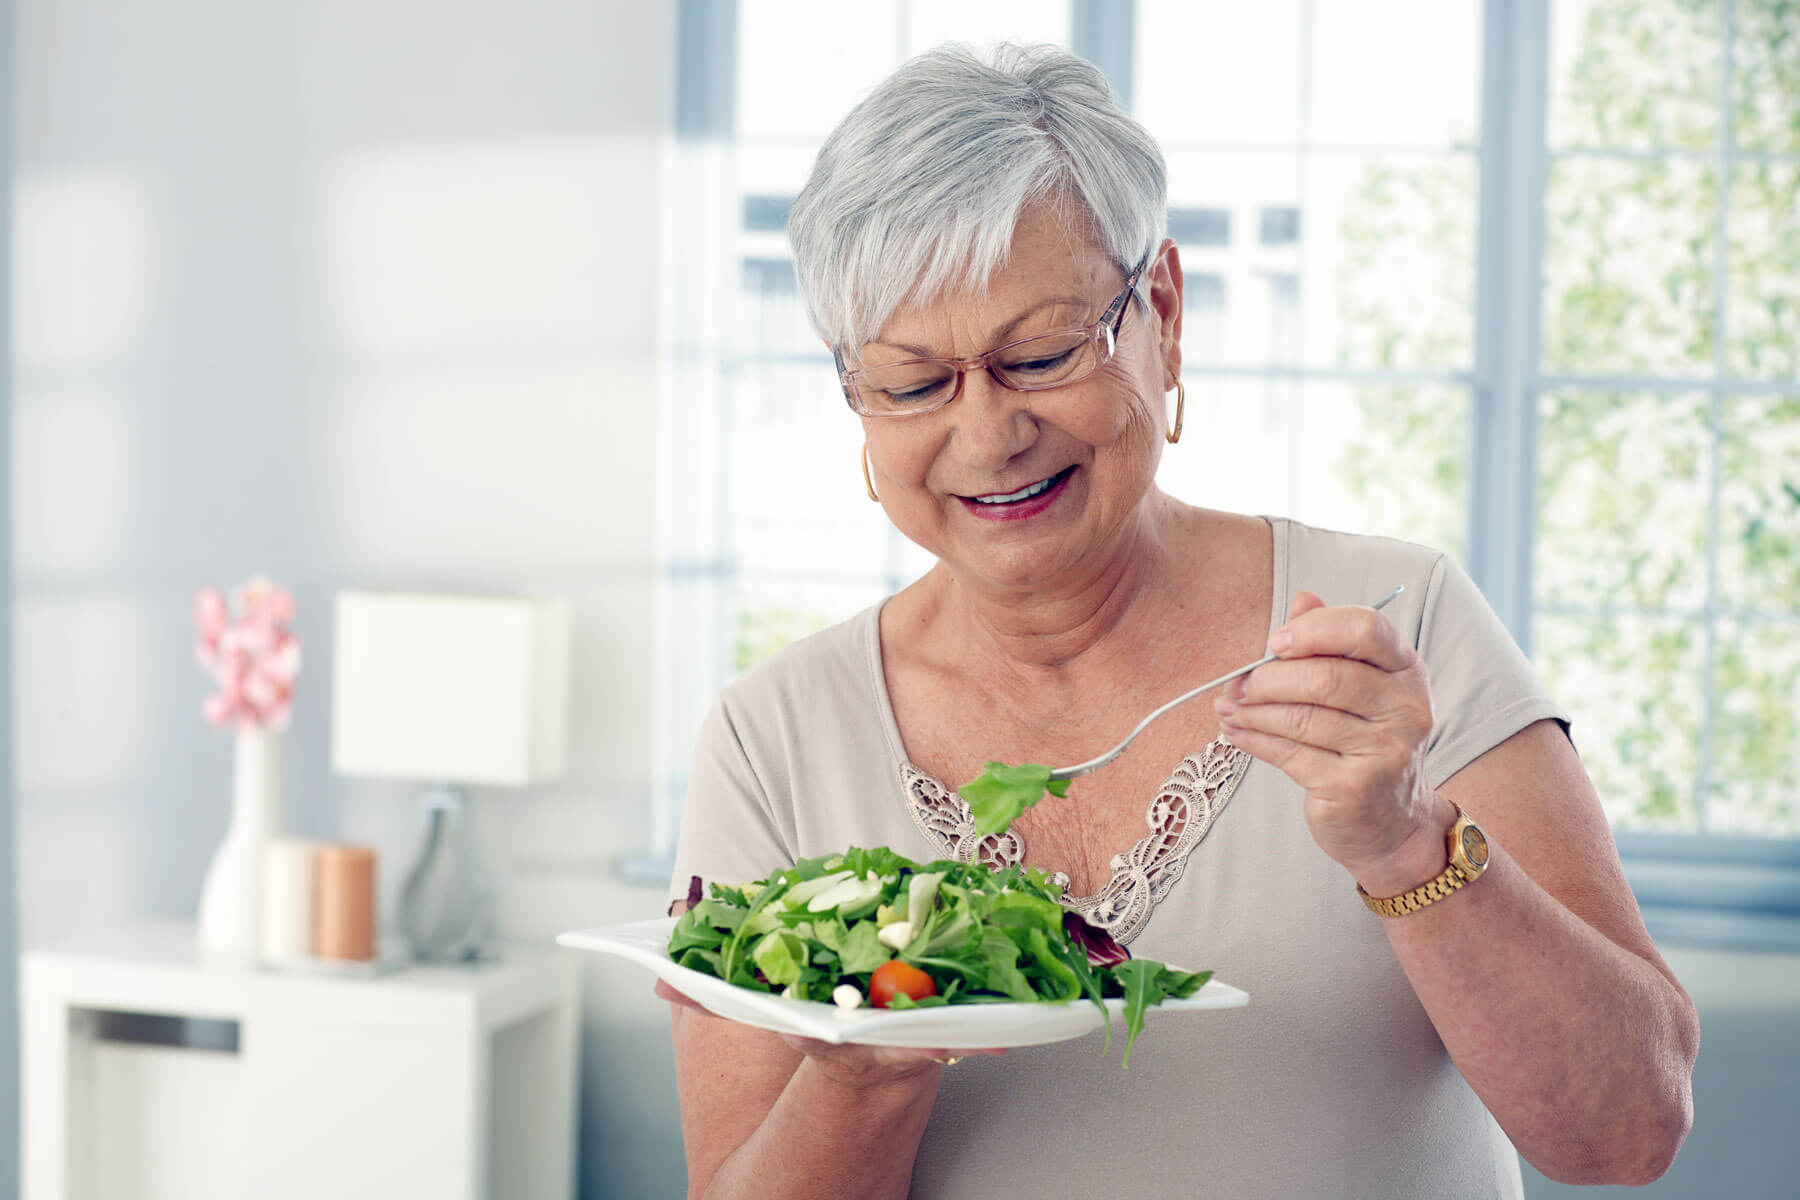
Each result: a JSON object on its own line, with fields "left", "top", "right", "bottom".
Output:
{"left": 864, "top": 294, "right": 1097, "bottom": 359}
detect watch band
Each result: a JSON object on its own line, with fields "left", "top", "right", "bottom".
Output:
{"left": 1357, "top": 863, "right": 1470, "bottom": 917}
{"left": 1357, "top": 804, "right": 1488, "bottom": 918}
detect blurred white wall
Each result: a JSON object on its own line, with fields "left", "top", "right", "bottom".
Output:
{"left": 12, "top": 1, "right": 685, "bottom": 1194}
{"left": 1, "top": 0, "right": 20, "bottom": 1189}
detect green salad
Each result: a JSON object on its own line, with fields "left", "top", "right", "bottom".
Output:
{"left": 669, "top": 844, "right": 1210, "bottom": 1065}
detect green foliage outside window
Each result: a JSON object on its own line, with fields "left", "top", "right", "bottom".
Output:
{"left": 1337, "top": 0, "right": 1799, "bottom": 836}
{"left": 735, "top": 605, "right": 832, "bottom": 674}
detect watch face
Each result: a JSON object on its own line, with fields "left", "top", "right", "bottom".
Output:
{"left": 1461, "top": 824, "right": 1489, "bottom": 869}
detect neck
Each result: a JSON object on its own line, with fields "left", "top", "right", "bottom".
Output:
{"left": 942, "top": 493, "right": 1181, "bottom": 679}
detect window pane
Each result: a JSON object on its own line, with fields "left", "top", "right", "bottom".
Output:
{"left": 726, "top": 361, "right": 898, "bottom": 578}
{"left": 743, "top": 195, "right": 794, "bottom": 233}
{"left": 1168, "top": 207, "right": 1233, "bottom": 246}
{"left": 732, "top": 575, "right": 898, "bottom": 674}
{"left": 1258, "top": 206, "right": 1300, "bottom": 245}
{"left": 1718, "top": 396, "right": 1800, "bottom": 614}
{"left": 1163, "top": 152, "right": 1301, "bottom": 366}
{"left": 1164, "top": 152, "right": 1474, "bottom": 370}
{"left": 904, "top": 0, "right": 1069, "bottom": 58}
{"left": 1309, "top": 0, "right": 1481, "bottom": 149}
{"left": 1542, "top": 157, "right": 1719, "bottom": 376}
{"left": 737, "top": 1, "right": 900, "bottom": 140}
{"left": 1316, "top": 154, "right": 1475, "bottom": 370}
{"left": 1536, "top": 390, "right": 1713, "bottom": 612}
{"left": 733, "top": 257, "right": 815, "bottom": 355}
{"left": 1549, "top": 0, "right": 1722, "bottom": 152}
{"left": 1732, "top": 0, "right": 1800, "bottom": 154}
{"left": 1534, "top": 613, "right": 1705, "bottom": 833}
{"left": 1183, "top": 273, "right": 1227, "bottom": 360}
{"left": 1727, "top": 162, "right": 1800, "bottom": 381}
{"left": 1156, "top": 380, "right": 1468, "bottom": 560}
{"left": 1707, "top": 620, "right": 1800, "bottom": 836}
{"left": 1135, "top": 0, "right": 1303, "bottom": 146}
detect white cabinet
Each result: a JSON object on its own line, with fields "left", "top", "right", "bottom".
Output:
{"left": 22, "top": 926, "right": 579, "bottom": 1200}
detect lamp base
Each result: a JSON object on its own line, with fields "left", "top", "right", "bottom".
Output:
{"left": 396, "top": 784, "right": 494, "bottom": 962}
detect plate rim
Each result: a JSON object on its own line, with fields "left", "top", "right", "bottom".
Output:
{"left": 558, "top": 915, "right": 1249, "bottom": 1048}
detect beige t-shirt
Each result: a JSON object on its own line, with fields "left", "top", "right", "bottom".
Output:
{"left": 670, "top": 516, "right": 1569, "bottom": 1199}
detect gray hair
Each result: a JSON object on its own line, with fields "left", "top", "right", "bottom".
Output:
{"left": 788, "top": 42, "right": 1167, "bottom": 354}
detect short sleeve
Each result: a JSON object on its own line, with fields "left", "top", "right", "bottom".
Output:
{"left": 667, "top": 693, "right": 795, "bottom": 910}
{"left": 1417, "top": 553, "right": 1572, "bottom": 790}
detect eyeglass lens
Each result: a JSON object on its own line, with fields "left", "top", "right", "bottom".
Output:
{"left": 852, "top": 329, "right": 1099, "bottom": 414}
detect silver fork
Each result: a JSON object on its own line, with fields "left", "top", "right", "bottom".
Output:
{"left": 1045, "top": 585, "right": 1406, "bottom": 783}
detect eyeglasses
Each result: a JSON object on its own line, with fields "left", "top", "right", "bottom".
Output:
{"left": 835, "top": 255, "right": 1149, "bottom": 419}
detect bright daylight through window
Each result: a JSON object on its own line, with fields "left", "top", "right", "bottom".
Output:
{"left": 645, "top": 0, "right": 1800, "bottom": 907}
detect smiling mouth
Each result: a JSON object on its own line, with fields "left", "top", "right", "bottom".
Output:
{"left": 965, "top": 466, "right": 1076, "bottom": 505}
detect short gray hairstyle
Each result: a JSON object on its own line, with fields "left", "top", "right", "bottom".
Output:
{"left": 788, "top": 42, "right": 1167, "bottom": 354}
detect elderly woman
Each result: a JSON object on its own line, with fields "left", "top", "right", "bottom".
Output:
{"left": 664, "top": 44, "right": 1696, "bottom": 1199}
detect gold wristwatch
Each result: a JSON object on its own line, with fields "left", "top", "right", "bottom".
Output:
{"left": 1357, "top": 804, "right": 1490, "bottom": 917}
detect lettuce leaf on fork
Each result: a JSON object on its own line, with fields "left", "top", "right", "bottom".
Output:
{"left": 959, "top": 761, "right": 1070, "bottom": 836}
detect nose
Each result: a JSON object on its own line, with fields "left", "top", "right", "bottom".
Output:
{"left": 948, "top": 366, "right": 1037, "bottom": 473}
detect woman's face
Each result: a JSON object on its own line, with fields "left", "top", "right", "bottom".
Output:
{"left": 854, "top": 205, "right": 1184, "bottom": 593}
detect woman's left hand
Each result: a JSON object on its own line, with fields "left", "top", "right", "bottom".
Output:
{"left": 1212, "top": 590, "right": 1453, "bottom": 894}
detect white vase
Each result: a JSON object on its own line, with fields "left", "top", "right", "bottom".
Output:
{"left": 197, "top": 728, "right": 284, "bottom": 962}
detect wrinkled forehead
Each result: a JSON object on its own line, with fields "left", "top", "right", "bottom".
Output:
{"left": 854, "top": 203, "right": 1117, "bottom": 361}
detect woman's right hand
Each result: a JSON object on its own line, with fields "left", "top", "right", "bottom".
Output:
{"left": 654, "top": 978, "right": 1005, "bottom": 1088}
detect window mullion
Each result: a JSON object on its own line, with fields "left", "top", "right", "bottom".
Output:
{"left": 1696, "top": 1, "right": 1739, "bottom": 833}
{"left": 1470, "top": 0, "right": 1551, "bottom": 651}
{"left": 641, "top": 0, "right": 742, "bottom": 874}
{"left": 1070, "top": 0, "right": 1136, "bottom": 112}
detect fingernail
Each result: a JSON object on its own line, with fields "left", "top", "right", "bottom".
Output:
{"left": 1228, "top": 676, "right": 1248, "bottom": 700}
{"left": 1215, "top": 695, "right": 1237, "bottom": 715}
{"left": 1269, "top": 630, "right": 1292, "bottom": 654}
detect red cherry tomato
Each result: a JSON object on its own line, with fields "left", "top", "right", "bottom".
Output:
{"left": 869, "top": 960, "right": 937, "bottom": 1009}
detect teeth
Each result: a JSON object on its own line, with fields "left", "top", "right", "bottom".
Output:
{"left": 973, "top": 473, "right": 1059, "bottom": 505}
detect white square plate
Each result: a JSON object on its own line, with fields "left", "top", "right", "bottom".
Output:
{"left": 558, "top": 916, "right": 1249, "bottom": 1049}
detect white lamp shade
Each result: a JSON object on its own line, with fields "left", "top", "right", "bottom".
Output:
{"left": 331, "top": 592, "right": 570, "bottom": 786}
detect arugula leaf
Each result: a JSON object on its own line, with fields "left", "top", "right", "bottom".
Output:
{"left": 1156, "top": 966, "right": 1213, "bottom": 1000}
{"left": 958, "top": 762, "right": 1070, "bottom": 836}
{"left": 1110, "top": 959, "right": 1209, "bottom": 1067}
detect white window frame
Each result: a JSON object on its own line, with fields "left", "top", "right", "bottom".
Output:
{"left": 1482, "top": 0, "right": 1800, "bottom": 948}
{"left": 0, "top": 0, "right": 21, "bottom": 1162}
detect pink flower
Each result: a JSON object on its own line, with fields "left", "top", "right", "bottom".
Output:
{"left": 195, "top": 577, "right": 301, "bottom": 733}
{"left": 234, "top": 577, "right": 295, "bottom": 628}
{"left": 203, "top": 690, "right": 239, "bottom": 727}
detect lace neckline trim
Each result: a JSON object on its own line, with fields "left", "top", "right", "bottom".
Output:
{"left": 896, "top": 735, "right": 1252, "bottom": 944}
{"left": 865, "top": 516, "right": 1286, "bottom": 945}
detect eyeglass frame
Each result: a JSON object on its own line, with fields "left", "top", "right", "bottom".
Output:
{"left": 832, "top": 253, "right": 1150, "bottom": 418}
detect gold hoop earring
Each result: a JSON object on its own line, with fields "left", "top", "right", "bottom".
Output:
{"left": 861, "top": 443, "right": 880, "bottom": 502}
{"left": 1167, "top": 379, "right": 1185, "bottom": 445}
